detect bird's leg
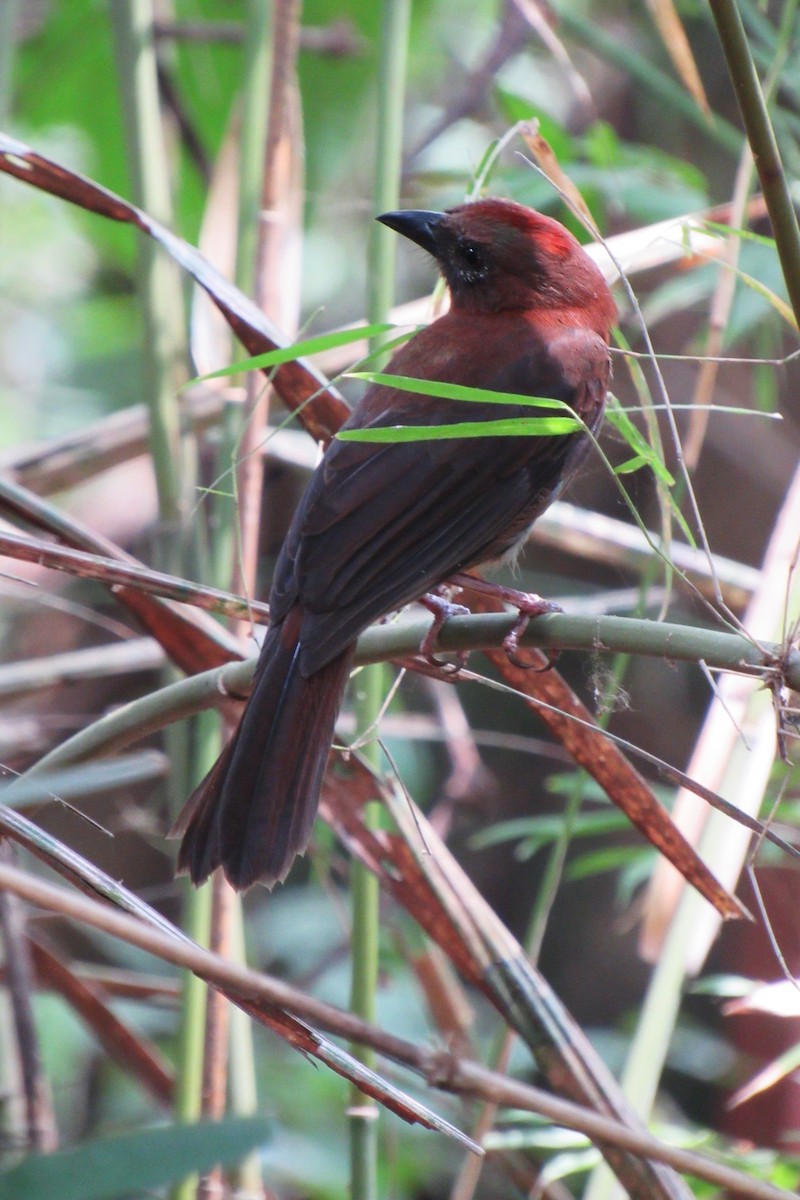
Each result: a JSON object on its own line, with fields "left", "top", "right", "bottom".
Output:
{"left": 418, "top": 588, "right": 471, "bottom": 671}
{"left": 448, "top": 573, "right": 562, "bottom": 670}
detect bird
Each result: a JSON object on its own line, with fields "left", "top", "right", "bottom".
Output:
{"left": 175, "top": 197, "right": 617, "bottom": 890}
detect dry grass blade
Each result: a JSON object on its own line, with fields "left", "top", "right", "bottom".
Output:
{"left": 511, "top": 0, "right": 594, "bottom": 118}
{"left": 28, "top": 937, "right": 174, "bottom": 1106}
{"left": 459, "top": 586, "right": 746, "bottom": 921}
{"left": 684, "top": 144, "right": 754, "bottom": 469}
{"left": 646, "top": 0, "right": 711, "bottom": 116}
{"left": 519, "top": 123, "right": 599, "bottom": 235}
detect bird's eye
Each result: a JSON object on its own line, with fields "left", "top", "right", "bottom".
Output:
{"left": 447, "top": 238, "right": 488, "bottom": 290}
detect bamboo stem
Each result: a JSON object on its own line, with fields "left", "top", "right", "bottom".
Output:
{"left": 349, "top": 3, "right": 412, "bottom": 1196}
{"left": 709, "top": 0, "right": 800, "bottom": 327}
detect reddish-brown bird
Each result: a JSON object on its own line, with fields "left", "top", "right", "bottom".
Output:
{"left": 176, "top": 198, "right": 617, "bottom": 889}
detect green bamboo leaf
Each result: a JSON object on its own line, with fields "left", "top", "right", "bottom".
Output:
{"left": 605, "top": 402, "right": 675, "bottom": 486}
{"left": 566, "top": 845, "right": 652, "bottom": 881}
{"left": 0, "top": 1117, "right": 271, "bottom": 1200}
{"left": 669, "top": 503, "right": 698, "bottom": 550}
{"left": 735, "top": 267, "right": 797, "bottom": 330}
{"left": 702, "top": 219, "right": 777, "bottom": 249}
{"left": 472, "top": 809, "right": 629, "bottom": 855}
{"left": 472, "top": 137, "right": 502, "bottom": 188}
{"left": 614, "top": 454, "right": 651, "bottom": 475}
{"left": 626, "top": 404, "right": 782, "bottom": 419}
{"left": 337, "top": 416, "right": 580, "bottom": 443}
{"left": 347, "top": 371, "right": 573, "bottom": 412}
{"left": 196, "top": 323, "right": 400, "bottom": 381}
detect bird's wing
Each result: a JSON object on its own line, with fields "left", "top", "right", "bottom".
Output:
{"left": 270, "top": 326, "right": 609, "bottom": 675}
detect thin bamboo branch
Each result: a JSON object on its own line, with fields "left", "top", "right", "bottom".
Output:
{"left": 350, "top": 0, "right": 412, "bottom": 1189}
{"left": 0, "top": 530, "right": 269, "bottom": 624}
{"left": 0, "top": 638, "right": 162, "bottom": 700}
{"left": 1, "top": 529, "right": 793, "bottom": 686}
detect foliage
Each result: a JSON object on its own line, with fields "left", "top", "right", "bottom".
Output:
{"left": 1, "top": 3, "right": 800, "bottom": 1200}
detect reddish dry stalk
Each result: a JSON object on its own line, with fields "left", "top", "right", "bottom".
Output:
{"left": 197, "top": 9, "right": 305, "bottom": 1198}
{"left": 0, "top": 844, "right": 57, "bottom": 1152}
{"left": 28, "top": 938, "right": 174, "bottom": 1106}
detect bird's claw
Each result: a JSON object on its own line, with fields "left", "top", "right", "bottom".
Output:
{"left": 501, "top": 594, "right": 562, "bottom": 670}
{"left": 419, "top": 592, "right": 471, "bottom": 672}
{"left": 504, "top": 640, "right": 561, "bottom": 672}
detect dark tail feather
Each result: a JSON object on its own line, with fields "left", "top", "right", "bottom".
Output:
{"left": 174, "top": 615, "right": 353, "bottom": 890}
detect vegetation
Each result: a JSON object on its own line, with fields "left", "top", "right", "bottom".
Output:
{"left": 0, "top": 2, "right": 799, "bottom": 1199}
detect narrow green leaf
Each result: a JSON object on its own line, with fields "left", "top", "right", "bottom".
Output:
{"left": 625, "top": 403, "right": 782, "bottom": 419}
{"left": 347, "top": 371, "right": 574, "bottom": 412}
{"left": 669, "top": 503, "right": 698, "bottom": 550}
{"left": 337, "top": 416, "right": 580, "bottom": 443}
{"left": 566, "top": 845, "right": 650, "bottom": 881}
{"left": 0, "top": 1117, "right": 271, "bottom": 1200}
{"left": 614, "top": 454, "right": 650, "bottom": 475}
{"left": 735, "top": 267, "right": 797, "bottom": 331}
{"left": 605, "top": 402, "right": 675, "bottom": 486}
{"left": 702, "top": 219, "right": 777, "bottom": 249}
{"left": 472, "top": 137, "right": 501, "bottom": 187}
{"left": 195, "top": 323, "right": 400, "bottom": 381}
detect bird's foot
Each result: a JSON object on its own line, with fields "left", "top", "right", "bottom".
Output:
{"left": 449, "top": 574, "right": 561, "bottom": 671}
{"left": 419, "top": 589, "right": 471, "bottom": 672}
{"left": 503, "top": 595, "right": 562, "bottom": 670}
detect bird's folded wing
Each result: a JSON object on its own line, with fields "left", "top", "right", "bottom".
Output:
{"left": 273, "top": 381, "right": 602, "bottom": 673}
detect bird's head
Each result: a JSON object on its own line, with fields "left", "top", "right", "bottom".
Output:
{"left": 378, "top": 198, "right": 616, "bottom": 337}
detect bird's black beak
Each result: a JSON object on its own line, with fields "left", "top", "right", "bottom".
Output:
{"left": 376, "top": 209, "right": 445, "bottom": 258}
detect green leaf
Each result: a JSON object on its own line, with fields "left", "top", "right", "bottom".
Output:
{"left": 337, "top": 416, "right": 581, "bottom": 443}
{"left": 472, "top": 809, "right": 629, "bottom": 854}
{"left": 195, "top": 323, "right": 400, "bottom": 381}
{"left": 604, "top": 401, "right": 675, "bottom": 486}
{"left": 668, "top": 501, "right": 698, "bottom": 551}
{"left": 735, "top": 267, "right": 797, "bottom": 331}
{"left": 346, "top": 371, "right": 574, "bottom": 412}
{"left": 614, "top": 454, "right": 650, "bottom": 475}
{"left": 0, "top": 1117, "right": 271, "bottom": 1200}
{"left": 702, "top": 219, "right": 777, "bottom": 250}
{"left": 566, "top": 845, "right": 650, "bottom": 881}
{"left": 472, "top": 137, "right": 502, "bottom": 189}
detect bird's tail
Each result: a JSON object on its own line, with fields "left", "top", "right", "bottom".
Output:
{"left": 173, "top": 610, "right": 353, "bottom": 890}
